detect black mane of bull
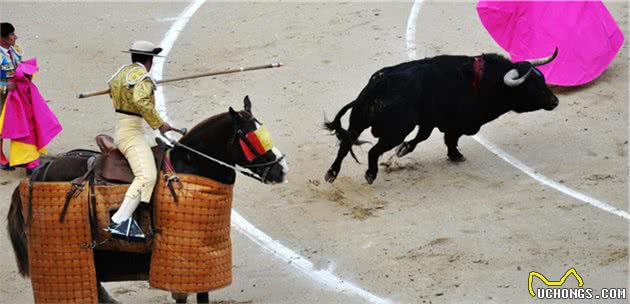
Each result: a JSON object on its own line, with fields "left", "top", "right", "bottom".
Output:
{"left": 325, "top": 52, "right": 559, "bottom": 184}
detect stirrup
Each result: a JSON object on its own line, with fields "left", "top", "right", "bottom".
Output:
{"left": 105, "top": 218, "right": 146, "bottom": 242}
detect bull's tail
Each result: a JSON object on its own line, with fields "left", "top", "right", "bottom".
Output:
{"left": 324, "top": 100, "right": 369, "bottom": 163}
{"left": 7, "top": 186, "right": 30, "bottom": 277}
{"left": 324, "top": 100, "right": 355, "bottom": 134}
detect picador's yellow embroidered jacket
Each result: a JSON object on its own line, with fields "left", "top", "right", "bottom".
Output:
{"left": 108, "top": 63, "right": 163, "bottom": 129}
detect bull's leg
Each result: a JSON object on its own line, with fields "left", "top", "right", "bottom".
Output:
{"left": 444, "top": 132, "right": 465, "bottom": 162}
{"left": 97, "top": 282, "right": 120, "bottom": 304}
{"left": 325, "top": 137, "right": 353, "bottom": 183}
{"left": 395, "top": 126, "right": 433, "bottom": 157}
{"left": 365, "top": 137, "right": 405, "bottom": 184}
{"left": 197, "top": 292, "right": 209, "bottom": 303}
{"left": 325, "top": 124, "right": 365, "bottom": 183}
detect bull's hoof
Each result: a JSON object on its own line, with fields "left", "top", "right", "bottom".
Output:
{"left": 447, "top": 152, "right": 466, "bottom": 162}
{"left": 364, "top": 170, "right": 377, "bottom": 185}
{"left": 325, "top": 169, "right": 338, "bottom": 183}
{"left": 395, "top": 142, "right": 414, "bottom": 157}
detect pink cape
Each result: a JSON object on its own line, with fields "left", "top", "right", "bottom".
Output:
{"left": 477, "top": 1, "right": 624, "bottom": 86}
{"left": 1, "top": 58, "right": 62, "bottom": 149}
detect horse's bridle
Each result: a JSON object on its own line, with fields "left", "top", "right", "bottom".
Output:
{"left": 162, "top": 124, "right": 285, "bottom": 183}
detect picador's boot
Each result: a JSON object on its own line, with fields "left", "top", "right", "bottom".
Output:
{"left": 105, "top": 216, "right": 146, "bottom": 242}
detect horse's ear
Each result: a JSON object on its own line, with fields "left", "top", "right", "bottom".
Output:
{"left": 229, "top": 107, "right": 239, "bottom": 120}
{"left": 243, "top": 96, "right": 252, "bottom": 114}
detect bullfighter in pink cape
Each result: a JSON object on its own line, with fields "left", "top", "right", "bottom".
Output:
{"left": 0, "top": 57, "right": 62, "bottom": 174}
{"left": 0, "top": 22, "right": 23, "bottom": 171}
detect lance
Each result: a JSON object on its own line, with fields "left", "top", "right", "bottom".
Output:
{"left": 77, "top": 62, "right": 283, "bottom": 99}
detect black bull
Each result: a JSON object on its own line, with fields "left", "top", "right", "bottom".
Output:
{"left": 325, "top": 49, "right": 559, "bottom": 184}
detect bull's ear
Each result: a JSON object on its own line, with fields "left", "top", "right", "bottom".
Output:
{"left": 243, "top": 95, "right": 252, "bottom": 114}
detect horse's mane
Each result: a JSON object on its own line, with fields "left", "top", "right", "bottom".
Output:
{"left": 180, "top": 112, "right": 230, "bottom": 143}
{"left": 180, "top": 110, "right": 252, "bottom": 143}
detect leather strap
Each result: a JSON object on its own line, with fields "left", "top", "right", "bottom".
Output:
{"left": 60, "top": 156, "right": 96, "bottom": 222}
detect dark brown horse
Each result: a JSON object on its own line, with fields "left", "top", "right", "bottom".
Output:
{"left": 7, "top": 96, "right": 288, "bottom": 303}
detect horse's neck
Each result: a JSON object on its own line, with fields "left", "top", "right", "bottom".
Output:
{"left": 170, "top": 115, "right": 236, "bottom": 184}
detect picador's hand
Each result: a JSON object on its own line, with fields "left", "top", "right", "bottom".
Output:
{"left": 159, "top": 122, "right": 173, "bottom": 133}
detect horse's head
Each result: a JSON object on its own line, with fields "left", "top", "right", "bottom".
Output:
{"left": 228, "top": 96, "right": 288, "bottom": 184}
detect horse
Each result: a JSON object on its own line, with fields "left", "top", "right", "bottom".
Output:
{"left": 7, "top": 96, "right": 288, "bottom": 303}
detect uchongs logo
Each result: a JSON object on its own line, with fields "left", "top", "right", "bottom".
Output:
{"left": 528, "top": 268, "right": 584, "bottom": 297}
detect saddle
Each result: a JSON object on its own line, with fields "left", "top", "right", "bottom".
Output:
{"left": 49, "top": 135, "right": 176, "bottom": 252}
{"left": 95, "top": 134, "right": 166, "bottom": 184}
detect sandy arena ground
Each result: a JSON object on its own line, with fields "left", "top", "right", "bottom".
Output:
{"left": 0, "top": 1, "right": 628, "bottom": 303}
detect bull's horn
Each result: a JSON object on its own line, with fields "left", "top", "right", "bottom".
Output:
{"left": 527, "top": 48, "right": 558, "bottom": 67}
{"left": 504, "top": 68, "right": 533, "bottom": 87}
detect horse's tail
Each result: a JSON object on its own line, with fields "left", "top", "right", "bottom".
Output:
{"left": 324, "top": 100, "right": 368, "bottom": 163}
{"left": 7, "top": 186, "right": 30, "bottom": 277}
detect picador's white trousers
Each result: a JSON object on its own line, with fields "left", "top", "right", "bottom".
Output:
{"left": 111, "top": 114, "right": 157, "bottom": 224}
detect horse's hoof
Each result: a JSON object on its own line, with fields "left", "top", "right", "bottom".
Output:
{"left": 325, "top": 169, "right": 338, "bottom": 183}
{"left": 364, "top": 170, "right": 376, "bottom": 184}
{"left": 97, "top": 284, "right": 121, "bottom": 304}
{"left": 395, "top": 142, "right": 413, "bottom": 157}
{"left": 447, "top": 153, "right": 466, "bottom": 162}
{"left": 172, "top": 292, "right": 188, "bottom": 303}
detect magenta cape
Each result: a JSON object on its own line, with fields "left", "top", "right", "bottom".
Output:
{"left": 1, "top": 58, "right": 62, "bottom": 149}
{"left": 477, "top": 1, "right": 624, "bottom": 86}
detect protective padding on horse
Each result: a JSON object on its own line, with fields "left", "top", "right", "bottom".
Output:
{"left": 19, "top": 180, "right": 98, "bottom": 304}
{"left": 149, "top": 174, "right": 234, "bottom": 293}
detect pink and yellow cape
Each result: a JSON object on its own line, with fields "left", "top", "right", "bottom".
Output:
{"left": 0, "top": 58, "right": 62, "bottom": 168}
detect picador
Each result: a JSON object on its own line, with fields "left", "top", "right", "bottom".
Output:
{"left": 105, "top": 40, "right": 176, "bottom": 240}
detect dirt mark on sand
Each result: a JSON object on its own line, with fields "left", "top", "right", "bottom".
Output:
{"left": 599, "top": 247, "right": 629, "bottom": 266}
{"left": 307, "top": 177, "right": 389, "bottom": 220}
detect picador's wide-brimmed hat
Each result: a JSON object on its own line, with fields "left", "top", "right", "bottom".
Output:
{"left": 122, "top": 40, "right": 163, "bottom": 57}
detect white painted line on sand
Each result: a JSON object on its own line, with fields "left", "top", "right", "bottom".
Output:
{"left": 474, "top": 135, "right": 630, "bottom": 220}
{"left": 232, "top": 211, "right": 393, "bottom": 304}
{"left": 153, "top": 0, "right": 206, "bottom": 122}
{"left": 405, "top": 0, "right": 628, "bottom": 221}
{"left": 405, "top": 0, "right": 423, "bottom": 60}
{"left": 154, "top": 1, "right": 393, "bottom": 302}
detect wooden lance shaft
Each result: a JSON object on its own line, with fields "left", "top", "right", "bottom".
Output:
{"left": 77, "top": 62, "right": 283, "bottom": 99}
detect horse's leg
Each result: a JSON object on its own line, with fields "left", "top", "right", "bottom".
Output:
{"left": 172, "top": 292, "right": 188, "bottom": 303}
{"left": 196, "top": 292, "right": 209, "bottom": 303}
{"left": 97, "top": 282, "right": 120, "bottom": 304}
